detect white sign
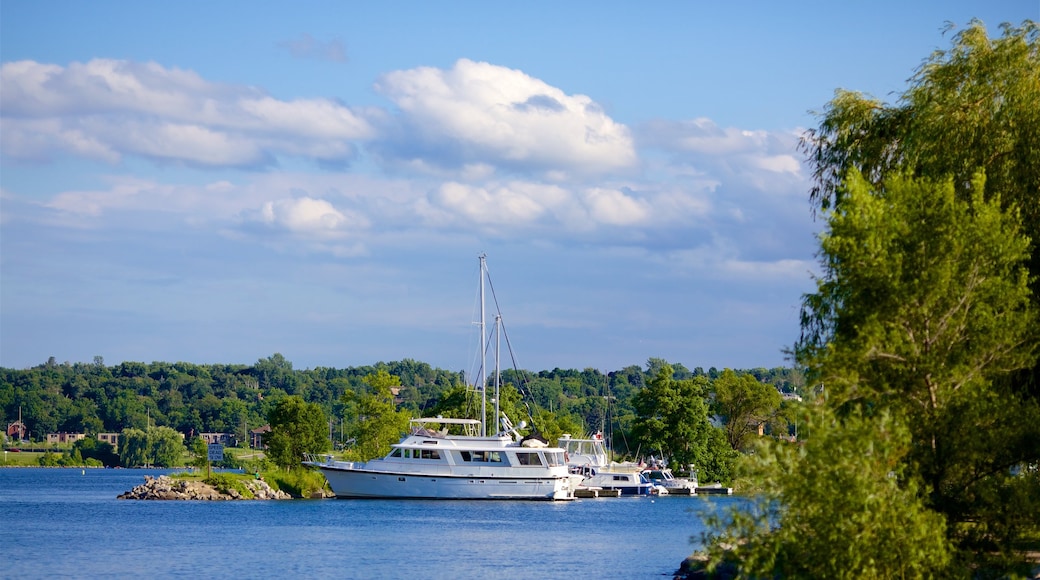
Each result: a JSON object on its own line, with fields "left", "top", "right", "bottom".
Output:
{"left": 207, "top": 443, "right": 224, "bottom": 462}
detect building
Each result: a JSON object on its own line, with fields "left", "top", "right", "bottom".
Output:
{"left": 200, "top": 433, "right": 236, "bottom": 446}
{"left": 250, "top": 425, "right": 271, "bottom": 449}
{"left": 46, "top": 432, "right": 86, "bottom": 445}
{"left": 98, "top": 433, "right": 120, "bottom": 449}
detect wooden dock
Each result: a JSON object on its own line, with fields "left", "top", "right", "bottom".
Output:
{"left": 574, "top": 488, "right": 622, "bottom": 498}
{"left": 694, "top": 485, "right": 733, "bottom": 495}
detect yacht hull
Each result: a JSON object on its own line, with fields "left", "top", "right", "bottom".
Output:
{"left": 317, "top": 464, "right": 575, "bottom": 500}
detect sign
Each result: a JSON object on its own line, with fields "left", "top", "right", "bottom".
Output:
{"left": 207, "top": 443, "right": 224, "bottom": 462}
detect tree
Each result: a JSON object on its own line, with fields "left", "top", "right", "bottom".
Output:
{"left": 117, "top": 426, "right": 185, "bottom": 467}
{"left": 119, "top": 428, "right": 150, "bottom": 467}
{"left": 149, "top": 426, "right": 186, "bottom": 467}
{"left": 792, "top": 21, "right": 1040, "bottom": 569}
{"left": 712, "top": 369, "right": 783, "bottom": 451}
{"left": 706, "top": 408, "right": 954, "bottom": 578}
{"left": 631, "top": 365, "right": 735, "bottom": 481}
{"left": 342, "top": 370, "right": 410, "bottom": 461}
{"left": 800, "top": 19, "right": 1040, "bottom": 391}
{"left": 265, "top": 396, "right": 329, "bottom": 470}
{"left": 793, "top": 170, "right": 1040, "bottom": 569}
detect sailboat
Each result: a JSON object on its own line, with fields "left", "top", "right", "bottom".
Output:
{"left": 305, "top": 255, "right": 580, "bottom": 500}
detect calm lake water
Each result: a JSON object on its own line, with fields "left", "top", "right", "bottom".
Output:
{"left": 0, "top": 468, "right": 741, "bottom": 579}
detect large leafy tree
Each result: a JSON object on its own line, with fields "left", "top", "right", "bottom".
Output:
{"left": 342, "top": 370, "right": 410, "bottom": 461}
{"left": 265, "top": 395, "right": 328, "bottom": 470}
{"left": 706, "top": 20, "right": 1040, "bottom": 575}
{"left": 797, "top": 20, "right": 1040, "bottom": 566}
{"left": 800, "top": 19, "right": 1040, "bottom": 394}
{"left": 799, "top": 170, "right": 1040, "bottom": 569}
{"left": 711, "top": 369, "right": 783, "bottom": 452}
{"left": 631, "top": 365, "right": 735, "bottom": 481}
{"left": 708, "top": 408, "right": 953, "bottom": 579}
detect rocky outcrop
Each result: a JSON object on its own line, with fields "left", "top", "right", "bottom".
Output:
{"left": 118, "top": 475, "right": 291, "bottom": 500}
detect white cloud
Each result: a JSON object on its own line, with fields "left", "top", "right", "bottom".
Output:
{"left": 374, "top": 59, "right": 637, "bottom": 175}
{"left": 257, "top": 196, "right": 362, "bottom": 237}
{"left": 0, "top": 59, "right": 372, "bottom": 166}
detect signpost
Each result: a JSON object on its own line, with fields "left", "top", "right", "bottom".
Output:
{"left": 207, "top": 443, "right": 224, "bottom": 478}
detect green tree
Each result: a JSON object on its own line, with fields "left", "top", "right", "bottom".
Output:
{"left": 73, "top": 437, "right": 118, "bottom": 467}
{"left": 631, "top": 365, "right": 735, "bottom": 481}
{"left": 188, "top": 436, "right": 208, "bottom": 470}
{"left": 712, "top": 369, "right": 783, "bottom": 451}
{"left": 706, "top": 407, "right": 953, "bottom": 578}
{"left": 149, "top": 426, "right": 186, "bottom": 467}
{"left": 800, "top": 19, "right": 1040, "bottom": 392}
{"left": 342, "top": 370, "right": 410, "bottom": 461}
{"left": 119, "top": 428, "right": 150, "bottom": 467}
{"left": 117, "top": 426, "right": 185, "bottom": 467}
{"left": 796, "top": 170, "right": 1040, "bottom": 569}
{"left": 265, "top": 395, "right": 328, "bottom": 470}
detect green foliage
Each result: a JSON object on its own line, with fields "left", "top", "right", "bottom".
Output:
{"left": 204, "top": 472, "right": 254, "bottom": 498}
{"left": 712, "top": 369, "right": 784, "bottom": 451}
{"left": 707, "top": 407, "right": 953, "bottom": 579}
{"left": 267, "top": 468, "right": 328, "bottom": 498}
{"left": 117, "top": 426, "right": 187, "bottom": 467}
{"left": 632, "top": 365, "right": 736, "bottom": 482}
{"left": 265, "top": 395, "right": 329, "bottom": 470}
{"left": 797, "top": 169, "right": 1040, "bottom": 563}
{"left": 767, "top": 19, "right": 1040, "bottom": 573}
{"left": 341, "top": 371, "right": 410, "bottom": 461}
{"left": 72, "top": 437, "right": 118, "bottom": 467}
{"left": 37, "top": 451, "right": 61, "bottom": 467}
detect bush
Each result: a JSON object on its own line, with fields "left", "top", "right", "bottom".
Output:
{"left": 204, "top": 473, "right": 254, "bottom": 499}
{"left": 267, "top": 468, "right": 327, "bottom": 498}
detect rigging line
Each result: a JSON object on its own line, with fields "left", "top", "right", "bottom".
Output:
{"left": 497, "top": 318, "right": 536, "bottom": 427}
{"left": 482, "top": 261, "right": 539, "bottom": 430}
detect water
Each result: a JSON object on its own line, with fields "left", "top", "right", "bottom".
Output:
{"left": 0, "top": 468, "right": 740, "bottom": 579}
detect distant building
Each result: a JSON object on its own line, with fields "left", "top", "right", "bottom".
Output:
{"left": 200, "top": 433, "right": 236, "bottom": 446}
{"left": 46, "top": 432, "right": 86, "bottom": 445}
{"left": 250, "top": 425, "right": 271, "bottom": 449}
{"left": 6, "top": 420, "right": 27, "bottom": 441}
{"left": 98, "top": 433, "right": 120, "bottom": 448}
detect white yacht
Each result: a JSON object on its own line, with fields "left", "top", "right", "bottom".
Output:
{"left": 305, "top": 255, "right": 580, "bottom": 501}
{"left": 307, "top": 417, "right": 579, "bottom": 500}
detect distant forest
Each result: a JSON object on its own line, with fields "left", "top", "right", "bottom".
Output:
{"left": 1, "top": 354, "right": 805, "bottom": 456}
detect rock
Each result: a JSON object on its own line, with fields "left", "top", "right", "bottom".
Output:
{"left": 674, "top": 552, "right": 739, "bottom": 580}
{"left": 118, "top": 474, "right": 291, "bottom": 500}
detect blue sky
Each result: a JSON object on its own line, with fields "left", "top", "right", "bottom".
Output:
{"left": 2, "top": 2, "right": 1037, "bottom": 374}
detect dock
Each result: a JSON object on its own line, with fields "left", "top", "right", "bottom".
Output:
{"left": 574, "top": 488, "right": 622, "bottom": 498}
{"left": 694, "top": 485, "right": 733, "bottom": 495}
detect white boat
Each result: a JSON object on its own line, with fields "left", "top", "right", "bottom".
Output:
{"left": 558, "top": 433, "right": 660, "bottom": 495}
{"left": 641, "top": 467, "right": 697, "bottom": 492}
{"left": 579, "top": 469, "right": 657, "bottom": 496}
{"left": 305, "top": 255, "right": 580, "bottom": 501}
{"left": 307, "top": 417, "right": 579, "bottom": 500}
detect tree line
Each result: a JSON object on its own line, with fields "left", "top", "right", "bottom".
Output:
{"left": 0, "top": 354, "right": 803, "bottom": 480}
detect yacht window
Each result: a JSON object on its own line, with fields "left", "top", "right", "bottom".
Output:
{"left": 419, "top": 449, "right": 441, "bottom": 460}
{"left": 460, "top": 451, "right": 472, "bottom": 462}
{"left": 389, "top": 449, "right": 403, "bottom": 458}
{"left": 488, "top": 452, "right": 502, "bottom": 463}
{"left": 515, "top": 452, "right": 543, "bottom": 466}
{"left": 544, "top": 452, "right": 562, "bottom": 466}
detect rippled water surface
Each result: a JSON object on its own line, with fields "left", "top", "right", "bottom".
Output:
{"left": 0, "top": 468, "right": 742, "bottom": 579}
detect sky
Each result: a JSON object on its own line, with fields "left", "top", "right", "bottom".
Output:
{"left": 2, "top": 2, "right": 1037, "bottom": 376}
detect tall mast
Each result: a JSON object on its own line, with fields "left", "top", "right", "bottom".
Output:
{"left": 494, "top": 313, "right": 501, "bottom": 433}
{"left": 478, "top": 253, "right": 487, "bottom": 437}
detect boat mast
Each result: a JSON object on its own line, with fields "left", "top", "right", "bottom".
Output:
{"left": 494, "top": 313, "right": 501, "bottom": 433}
{"left": 478, "top": 253, "right": 487, "bottom": 437}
